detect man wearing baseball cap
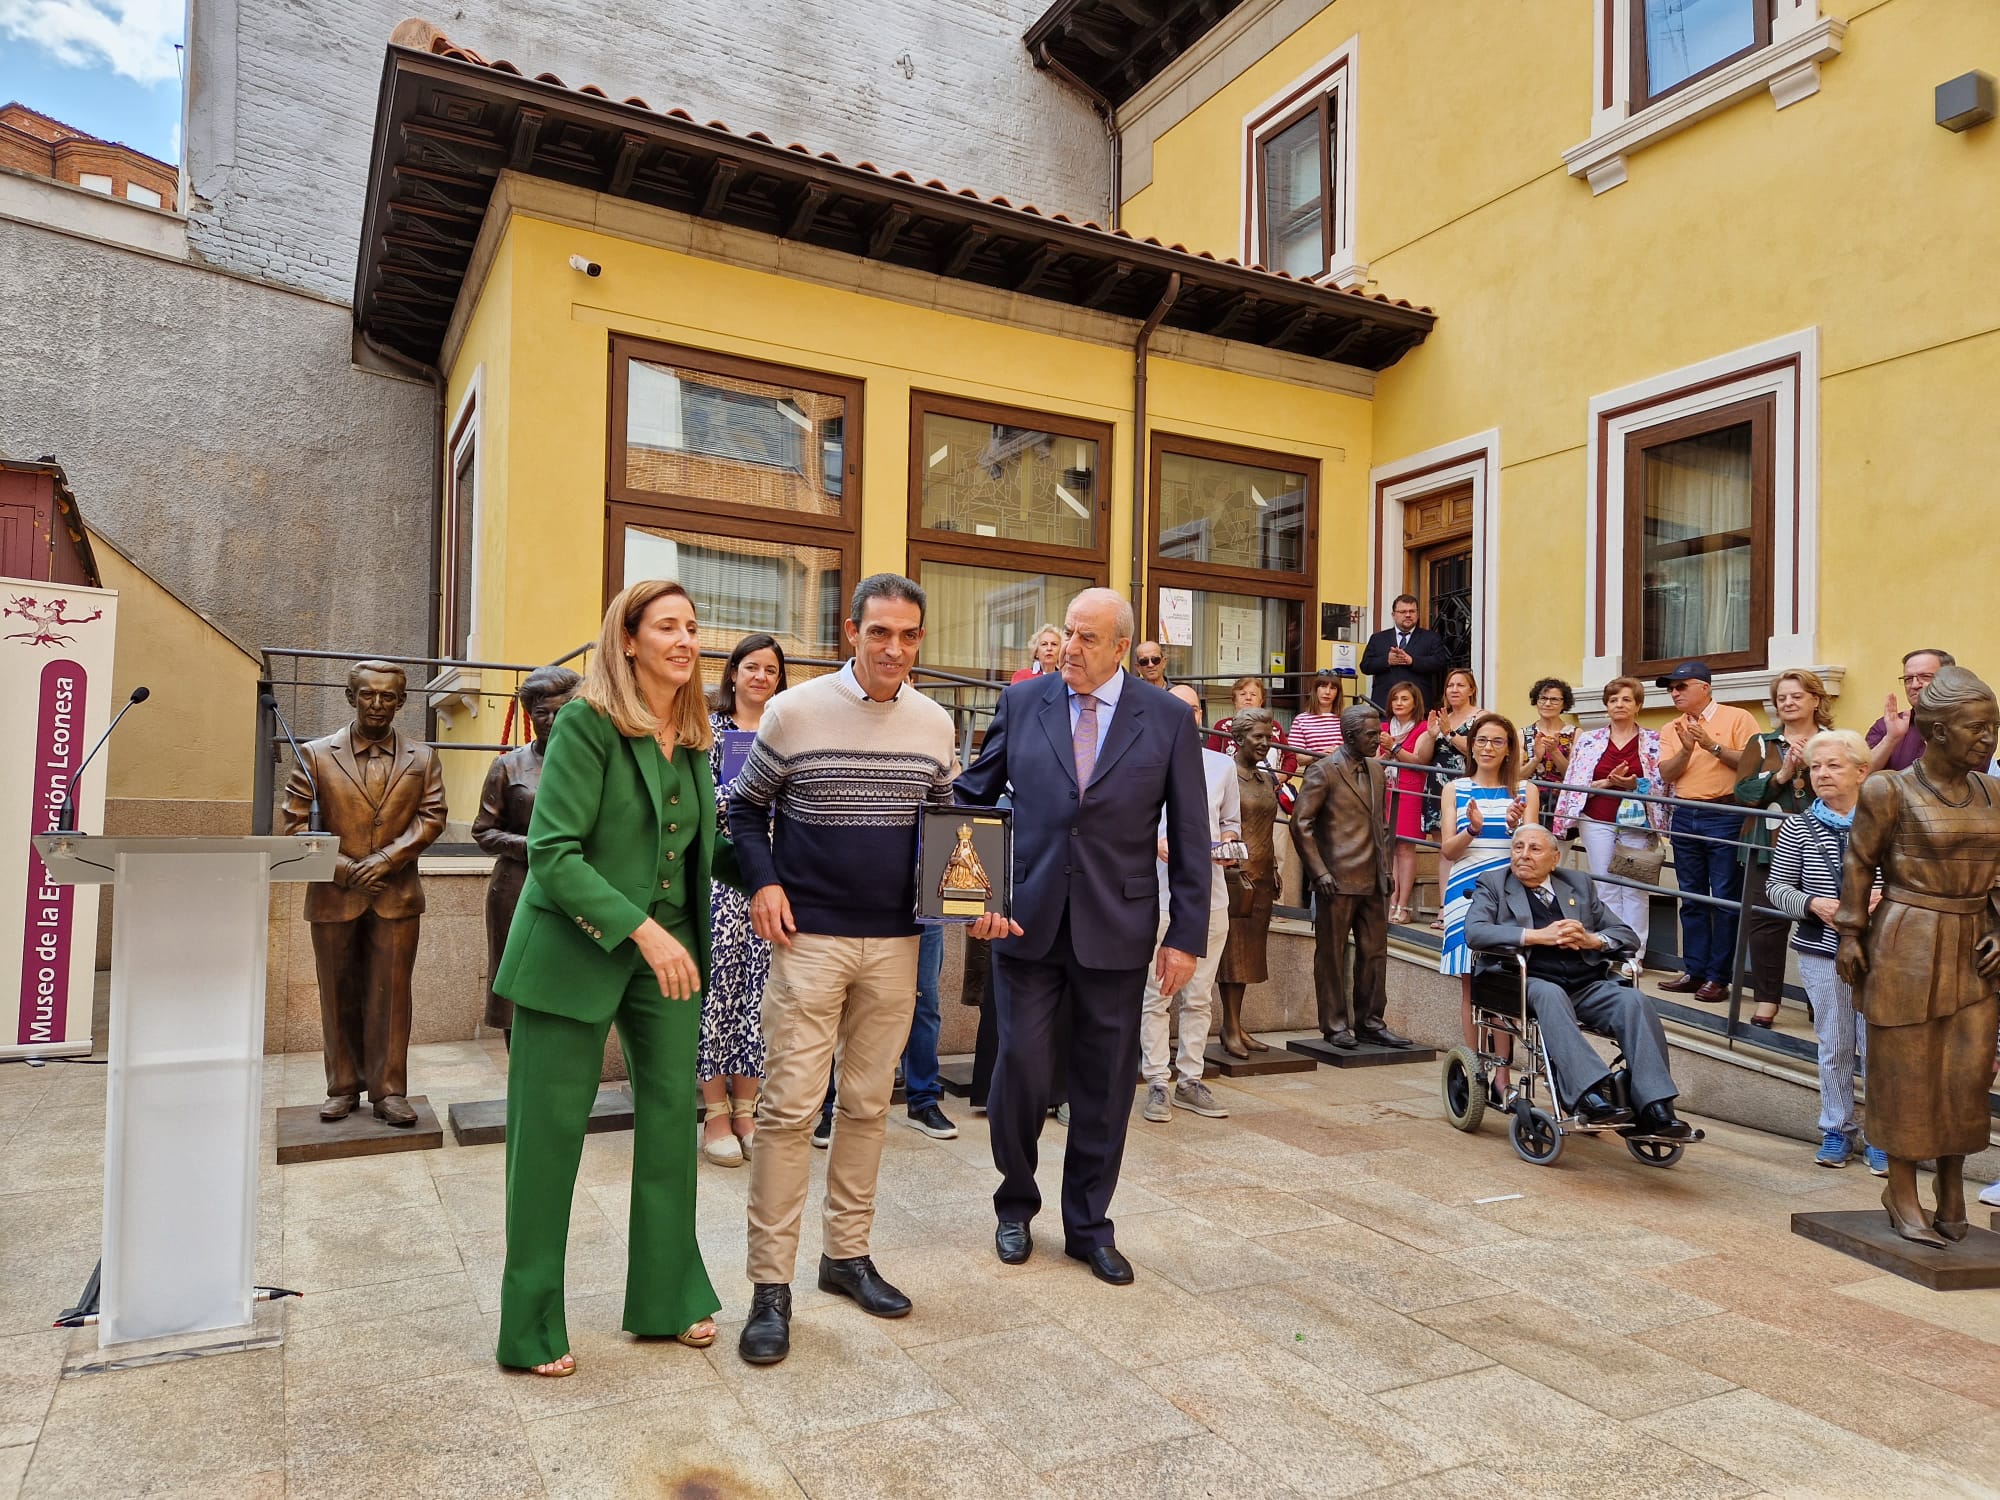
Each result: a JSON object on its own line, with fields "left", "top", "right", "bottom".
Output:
{"left": 1653, "top": 662, "right": 1759, "bottom": 1003}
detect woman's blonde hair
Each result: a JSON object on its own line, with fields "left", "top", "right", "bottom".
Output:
{"left": 1803, "top": 728, "right": 1868, "bottom": 770}
{"left": 1033, "top": 624, "right": 1061, "bottom": 650}
{"left": 1444, "top": 667, "right": 1480, "bottom": 706}
{"left": 1770, "top": 668, "right": 1835, "bottom": 731}
{"left": 1231, "top": 675, "right": 1266, "bottom": 706}
{"left": 580, "top": 580, "right": 714, "bottom": 750}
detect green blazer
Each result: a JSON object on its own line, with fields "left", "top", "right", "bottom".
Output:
{"left": 494, "top": 697, "right": 735, "bottom": 1024}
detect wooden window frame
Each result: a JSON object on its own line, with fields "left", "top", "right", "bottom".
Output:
{"left": 440, "top": 388, "right": 478, "bottom": 660}
{"left": 1147, "top": 431, "right": 1318, "bottom": 665}
{"left": 906, "top": 391, "right": 1113, "bottom": 582}
{"left": 1244, "top": 50, "right": 1354, "bottom": 283}
{"left": 604, "top": 336, "right": 861, "bottom": 618}
{"left": 1629, "top": 0, "right": 1771, "bottom": 112}
{"left": 1620, "top": 392, "right": 1774, "bottom": 681}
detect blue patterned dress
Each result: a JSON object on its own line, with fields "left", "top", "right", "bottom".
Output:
{"left": 700, "top": 710, "right": 768, "bottom": 1082}
{"left": 1439, "top": 778, "right": 1526, "bottom": 977}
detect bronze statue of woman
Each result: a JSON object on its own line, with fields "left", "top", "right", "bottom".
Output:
{"left": 1216, "top": 708, "right": 1279, "bottom": 1058}
{"left": 472, "top": 665, "right": 581, "bottom": 1046}
{"left": 1836, "top": 665, "right": 2000, "bottom": 1247}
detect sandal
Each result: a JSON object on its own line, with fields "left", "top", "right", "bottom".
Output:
{"left": 675, "top": 1319, "right": 718, "bottom": 1348}
{"left": 729, "top": 1094, "right": 758, "bottom": 1158}
{"left": 531, "top": 1353, "right": 576, "bottom": 1378}
{"left": 701, "top": 1100, "right": 743, "bottom": 1167}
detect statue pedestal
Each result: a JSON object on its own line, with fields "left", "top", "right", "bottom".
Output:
{"left": 447, "top": 1087, "right": 632, "bottom": 1147}
{"left": 1204, "top": 1041, "right": 1316, "bottom": 1077}
{"left": 275, "top": 1095, "right": 443, "bottom": 1164}
{"left": 1286, "top": 1037, "right": 1438, "bottom": 1069}
{"left": 1790, "top": 1211, "right": 2000, "bottom": 1291}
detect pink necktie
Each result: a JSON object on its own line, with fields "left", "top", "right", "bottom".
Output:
{"left": 1072, "top": 693, "right": 1098, "bottom": 791}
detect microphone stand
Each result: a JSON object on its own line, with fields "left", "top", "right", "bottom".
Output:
{"left": 55, "top": 687, "right": 150, "bottom": 834}
{"left": 260, "top": 691, "right": 322, "bottom": 833}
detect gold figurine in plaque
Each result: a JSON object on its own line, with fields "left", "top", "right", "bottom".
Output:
{"left": 938, "top": 822, "right": 994, "bottom": 911}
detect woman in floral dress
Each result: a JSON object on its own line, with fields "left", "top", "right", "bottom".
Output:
{"left": 700, "top": 633, "right": 787, "bottom": 1167}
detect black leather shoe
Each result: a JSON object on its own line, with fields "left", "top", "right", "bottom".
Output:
{"left": 1575, "top": 1089, "right": 1634, "bottom": 1125}
{"left": 1357, "top": 1024, "right": 1415, "bottom": 1049}
{"left": 995, "top": 1221, "right": 1033, "bottom": 1265}
{"left": 1323, "top": 1027, "right": 1358, "bottom": 1049}
{"left": 816, "top": 1255, "right": 911, "bottom": 1318}
{"left": 1066, "top": 1244, "right": 1134, "bottom": 1286}
{"left": 1633, "top": 1104, "right": 1694, "bottom": 1140}
{"left": 738, "top": 1283, "right": 791, "bottom": 1364}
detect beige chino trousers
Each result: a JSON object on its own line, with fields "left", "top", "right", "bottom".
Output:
{"left": 746, "top": 932, "right": 919, "bottom": 1285}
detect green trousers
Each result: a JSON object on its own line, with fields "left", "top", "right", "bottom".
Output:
{"left": 495, "top": 920, "right": 719, "bottom": 1369}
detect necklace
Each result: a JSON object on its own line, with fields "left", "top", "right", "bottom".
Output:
{"left": 1913, "top": 763, "right": 1975, "bottom": 808}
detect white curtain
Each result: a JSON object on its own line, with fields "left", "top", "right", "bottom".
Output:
{"left": 1641, "top": 428, "right": 1753, "bottom": 661}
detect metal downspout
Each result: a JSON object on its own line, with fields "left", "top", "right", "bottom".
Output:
{"left": 1130, "top": 272, "right": 1181, "bottom": 617}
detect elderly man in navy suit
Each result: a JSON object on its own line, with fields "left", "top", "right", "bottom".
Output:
{"left": 956, "top": 588, "right": 1212, "bottom": 1285}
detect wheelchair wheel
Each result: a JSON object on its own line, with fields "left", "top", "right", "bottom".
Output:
{"left": 1441, "top": 1046, "right": 1486, "bottom": 1132}
{"left": 1508, "top": 1106, "right": 1564, "bottom": 1166}
{"left": 1626, "top": 1136, "right": 1685, "bottom": 1168}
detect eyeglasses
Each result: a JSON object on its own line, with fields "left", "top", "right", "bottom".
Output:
{"left": 1902, "top": 672, "right": 1936, "bottom": 686}
{"left": 1471, "top": 737, "right": 1511, "bottom": 749}
{"left": 1136, "top": 655, "right": 1162, "bottom": 667}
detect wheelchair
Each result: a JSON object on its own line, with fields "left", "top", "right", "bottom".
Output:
{"left": 1439, "top": 951, "right": 1704, "bottom": 1168}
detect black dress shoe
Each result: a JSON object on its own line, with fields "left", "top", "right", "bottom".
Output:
{"left": 1633, "top": 1104, "right": 1693, "bottom": 1140}
{"left": 1066, "top": 1244, "right": 1134, "bottom": 1286}
{"left": 739, "top": 1283, "right": 791, "bottom": 1364}
{"left": 373, "top": 1094, "right": 418, "bottom": 1127}
{"left": 995, "top": 1221, "right": 1033, "bottom": 1265}
{"left": 816, "top": 1255, "right": 911, "bottom": 1318}
{"left": 1323, "top": 1027, "right": 1358, "bottom": 1049}
{"left": 1574, "top": 1089, "right": 1634, "bottom": 1125}
{"left": 1357, "top": 1024, "right": 1415, "bottom": 1049}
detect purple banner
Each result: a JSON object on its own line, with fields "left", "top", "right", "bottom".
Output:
{"left": 18, "top": 659, "right": 84, "bottom": 1046}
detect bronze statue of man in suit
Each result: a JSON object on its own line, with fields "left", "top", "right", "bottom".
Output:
{"left": 1290, "top": 702, "right": 1412, "bottom": 1049}
{"left": 280, "top": 661, "right": 448, "bottom": 1125}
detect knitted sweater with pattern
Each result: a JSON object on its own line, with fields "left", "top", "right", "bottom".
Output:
{"left": 726, "top": 663, "right": 959, "bottom": 938}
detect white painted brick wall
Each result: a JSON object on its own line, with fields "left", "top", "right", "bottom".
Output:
{"left": 190, "top": 0, "right": 1110, "bottom": 303}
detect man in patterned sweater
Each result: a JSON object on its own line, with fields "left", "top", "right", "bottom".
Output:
{"left": 727, "top": 573, "right": 1014, "bottom": 1365}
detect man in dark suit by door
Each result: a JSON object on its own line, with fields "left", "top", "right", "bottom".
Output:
{"left": 955, "top": 588, "right": 1211, "bottom": 1285}
{"left": 1359, "top": 593, "right": 1448, "bottom": 713}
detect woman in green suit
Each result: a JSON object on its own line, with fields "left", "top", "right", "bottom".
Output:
{"left": 494, "top": 578, "right": 724, "bottom": 1375}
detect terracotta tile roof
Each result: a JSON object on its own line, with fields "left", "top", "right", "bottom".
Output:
{"left": 357, "top": 22, "right": 1435, "bottom": 366}
{"left": 382, "top": 17, "right": 1432, "bottom": 318}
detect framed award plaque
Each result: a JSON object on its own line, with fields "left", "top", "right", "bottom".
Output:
{"left": 915, "top": 806, "right": 1012, "bottom": 924}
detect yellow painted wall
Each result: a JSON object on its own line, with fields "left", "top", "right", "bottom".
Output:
{"left": 1124, "top": 0, "right": 2000, "bottom": 718}
{"left": 445, "top": 208, "right": 1373, "bottom": 731}
{"left": 89, "top": 531, "right": 260, "bottom": 804}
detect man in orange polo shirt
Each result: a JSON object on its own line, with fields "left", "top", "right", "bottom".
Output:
{"left": 1655, "top": 661, "right": 1760, "bottom": 1003}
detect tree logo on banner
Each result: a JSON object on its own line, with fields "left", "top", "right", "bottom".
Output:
{"left": 2, "top": 596, "right": 104, "bottom": 650}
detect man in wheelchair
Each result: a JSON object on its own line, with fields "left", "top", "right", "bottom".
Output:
{"left": 1465, "top": 825, "right": 1693, "bottom": 1141}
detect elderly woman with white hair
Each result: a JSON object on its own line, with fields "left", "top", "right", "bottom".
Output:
{"left": 1762, "top": 728, "right": 1882, "bottom": 1172}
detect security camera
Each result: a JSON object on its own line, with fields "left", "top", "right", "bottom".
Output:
{"left": 568, "top": 254, "right": 602, "bottom": 277}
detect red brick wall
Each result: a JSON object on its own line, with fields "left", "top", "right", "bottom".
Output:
{"left": 0, "top": 104, "right": 176, "bottom": 209}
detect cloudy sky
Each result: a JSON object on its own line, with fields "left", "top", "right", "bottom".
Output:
{"left": 0, "top": 1, "right": 183, "bottom": 162}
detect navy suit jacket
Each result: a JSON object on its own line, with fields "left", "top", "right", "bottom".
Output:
{"left": 956, "top": 670, "right": 1212, "bottom": 970}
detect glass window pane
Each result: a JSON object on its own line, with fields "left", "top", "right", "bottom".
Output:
{"left": 1639, "top": 423, "right": 1754, "bottom": 663}
{"left": 919, "top": 562, "right": 1091, "bottom": 679}
{"left": 621, "top": 523, "right": 845, "bottom": 662}
{"left": 919, "top": 412, "right": 1098, "bottom": 550}
{"left": 1643, "top": 0, "right": 1757, "bottom": 96}
{"left": 1157, "top": 450, "right": 1308, "bottom": 574}
{"left": 624, "top": 358, "right": 845, "bottom": 515}
{"left": 1159, "top": 590, "right": 1305, "bottom": 721}
{"left": 1261, "top": 110, "right": 1325, "bottom": 277}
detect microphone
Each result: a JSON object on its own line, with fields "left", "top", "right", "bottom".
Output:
{"left": 55, "top": 686, "right": 149, "bottom": 833}
{"left": 260, "top": 691, "right": 322, "bottom": 834}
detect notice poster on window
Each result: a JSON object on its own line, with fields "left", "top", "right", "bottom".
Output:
{"left": 1158, "top": 587, "right": 1193, "bottom": 647}
{"left": 0, "top": 577, "right": 117, "bottom": 1059}
{"left": 1216, "top": 604, "right": 1261, "bottom": 677}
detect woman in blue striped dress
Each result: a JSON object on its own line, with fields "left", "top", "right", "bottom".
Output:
{"left": 1440, "top": 715, "right": 1539, "bottom": 1090}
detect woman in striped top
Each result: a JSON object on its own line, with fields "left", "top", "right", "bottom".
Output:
{"left": 1763, "top": 729, "right": 1881, "bottom": 1171}
{"left": 1289, "top": 670, "right": 1346, "bottom": 759}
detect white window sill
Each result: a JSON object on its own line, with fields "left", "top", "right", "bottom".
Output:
{"left": 1574, "top": 664, "right": 1847, "bottom": 726}
{"left": 1564, "top": 17, "right": 1847, "bottom": 195}
{"left": 425, "top": 664, "right": 483, "bottom": 727}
